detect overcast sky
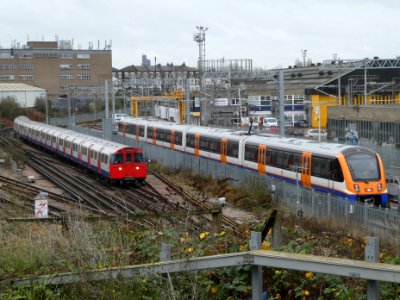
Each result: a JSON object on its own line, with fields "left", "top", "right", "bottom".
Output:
{"left": 2, "top": 0, "right": 400, "bottom": 70}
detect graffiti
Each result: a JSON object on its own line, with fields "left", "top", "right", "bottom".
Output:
{"left": 345, "top": 123, "right": 359, "bottom": 145}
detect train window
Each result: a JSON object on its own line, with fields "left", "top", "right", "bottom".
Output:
{"left": 111, "top": 154, "right": 123, "bottom": 164}
{"left": 175, "top": 132, "right": 182, "bottom": 146}
{"left": 147, "top": 127, "right": 153, "bottom": 138}
{"left": 94, "top": 151, "right": 97, "bottom": 159}
{"left": 200, "top": 137, "right": 209, "bottom": 151}
{"left": 345, "top": 152, "right": 380, "bottom": 181}
{"left": 331, "top": 159, "right": 344, "bottom": 182}
{"left": 73, "top": 143, "right": 78, "bottom": 151}
{"left": 82, "top": 147, "right": 87, "bottom": 155}
{"left": 312, "top": 156, "right": 331, "bottom": 179}
{"left": 244, "top": 144, "right": 258, "bottom": 163}
{"left": 227, "top": 141, "right": 239, "bottom": 158}
{"left": 134, "top": 153, "right": 144, "bottom": 162}
{"left": 139, "top": 126, "right": 145, "bottom": 137}
{"left": 208, "top": 138, "right": 220, "bottom": 154}
{"left": 126, "top": 153, "right": 132, "bottom": 163}
{"left": 186, "top": 134, "right": 195, "bottom": 148}
{"left": 59, "top": 139, "right": 63, "bottom": 146}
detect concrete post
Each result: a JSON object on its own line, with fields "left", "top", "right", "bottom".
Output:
{"left": 365, "top": 236, "right": 380, "bottom": 300}
{"left": 250, "top": 231, "right": 262, "bottom": 300}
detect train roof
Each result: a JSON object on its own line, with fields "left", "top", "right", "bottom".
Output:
{"left": 117, "top": 117, "right": 372, "bottom": 156}
{"left": 14, "top": 116, "right": 137, "bottom": 154}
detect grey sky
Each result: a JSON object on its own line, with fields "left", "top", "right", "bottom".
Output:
{"left": 2, "top": 0, "right": 400, "bottom": 69}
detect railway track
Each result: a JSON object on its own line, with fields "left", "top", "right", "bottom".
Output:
{"left": 1, "top": 127, "right": 238, "bottom": 229}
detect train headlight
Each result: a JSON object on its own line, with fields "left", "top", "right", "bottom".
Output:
{"left": 118, "top": 167, "right": 123, "bottom": 171}
{"left": 378, "top": 183, "right": 382, "bottom": 191}
{"left": 354, "top": 184, "right": 360, "bottom": 192}
{"left": 136, "top": 166, "right": 140, "bottom": 170}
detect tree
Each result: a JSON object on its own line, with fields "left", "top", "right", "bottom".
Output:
{"left": 0, "top": 97, "right": 22, "bottom": 120}
{"left": 34, "top": 97, "right": 46, "bottom": 114}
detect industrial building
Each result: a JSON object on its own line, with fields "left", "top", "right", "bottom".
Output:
{"left": 0, "top": 40, "right": 112, "bottom": 101}
{"left": 0, "top": 83, "right": 45, "bottom": 108}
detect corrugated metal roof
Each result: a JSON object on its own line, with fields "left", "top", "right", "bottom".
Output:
{"left": 0, "top": 83, "right": 45, "bottom": 92}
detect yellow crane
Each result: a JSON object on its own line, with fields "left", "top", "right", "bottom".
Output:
{"left": 130, "top": 91, "right": 188, "bottom": 123}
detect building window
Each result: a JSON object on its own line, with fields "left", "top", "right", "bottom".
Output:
{"left": 33, "top": 52, "right": 58, "bottom": 58}
{"left": 78, "top": 74, "right": 91, "bottom": 80}
{"left": 19, "top": 75, "right": 33, "bottom": 80}
{"left": 231, "top": 98, "right": 240, "bottom": 105}
{"left": 77, "top": 64, "right": 90, "bottom": 70}
{"left": 0, "top": 75, "right": 15, "bottom": 80}
{"left": 60, "top": 85, "right": 69, "bottom": 91}
{"left": 77, "top": 53, "right": 90, "bottom": 59}
{"left": 60, "top": 64, "right": 73, "bottom": 70}
{"left": 0, "top": 53, "right": 13, "bottom": 59}
{"left": 19, "top": 64, "right": 33, "bottom": 70}
{"left": 0, "top": 64, "right": 14, "bottom": 70}
{"left": 60, "top": 75, "right": 73, "bottom": 80}
{"left": 60, "top": 53, "right": 73, "bottom": 59}
{"left": 19, "top": 54, "right": 32, "bottom": 59}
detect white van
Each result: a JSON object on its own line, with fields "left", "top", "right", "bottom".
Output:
{"left": 112, "top": 114, "right": 128, "bottom": 122}
{"left": 262, "top": 117, "right": 278, "bottom": 127}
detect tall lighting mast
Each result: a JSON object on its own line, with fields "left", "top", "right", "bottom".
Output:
{"left": 193, "top": 26, "right": 208, "bottom": 72}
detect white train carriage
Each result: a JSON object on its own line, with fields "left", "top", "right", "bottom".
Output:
{"left": 115, "top": 117, "right": 388, "bottom": 206}
{"left": 14, "top": 116, "right": 147, "bottom": 182}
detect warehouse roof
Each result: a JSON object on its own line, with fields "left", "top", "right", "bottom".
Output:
{"left": 0, "top": 83, "right": 45, "bottom": 92}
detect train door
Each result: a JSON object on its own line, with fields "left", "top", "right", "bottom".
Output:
{"left": 221, "top": 138, "right": 227, "bottom": 163}
{"left": 152, "top": 127, "right": 157, "bottom": 145}
{"left": 97, "top": 147, "right": 104, "bottom": 174}
{"left": 78, "top": 142, "right": 84, "bottom": 166}
{"left": 122, "top": 123, "right": 127, "bottom": 144}
{"left": 171, "top": 130, "right": 175, "bottom": 150}
{"left": 88, "top": 144, "right": 94, "bottom": 170}
{"left": 258, "top": 144, "right": 267, "bottom": 174}
{"left": 194, "top": 133, "right": 200, "bottom": 156}
{"left": 70, "top": 138, "right": 76, "bottom": 160}
{"left": 136, "top": 124, "right": 140, "bottom": 141}
{"left": 301, "top": 151, "right": 312, "bottom": 188}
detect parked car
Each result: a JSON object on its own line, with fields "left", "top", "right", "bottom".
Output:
{"left": 262, "top": 117, "right": 278, "bottom": 127}
{"left": 304, "top": 129, "right": 327, "bottom": 139}
{"left": 293, "top": 120, "right": 309, "bottom": 128}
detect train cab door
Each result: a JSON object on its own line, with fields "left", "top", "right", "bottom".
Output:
{"left": 301, "top": 151, "right": 312, "bottom": 188}
{"left": 170, "top": 130, "right": 175, "bottom": 150}
{"left": 221, "top": 137, "right": 227, "bottom": 163}
{"left": 258, "top": 144, "right": 267, "bottom": 174}
{"left": 194, "top": 133, "right": 200, "bottom": 157}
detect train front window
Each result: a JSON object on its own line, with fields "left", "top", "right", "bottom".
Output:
{"left": 111, "top": 153, "right": 124, "bottom": 164}
{"left": 134, "top": 153, "right": 144, "bottom": 163}
{"left": 345, "top": 153, "right": 380, "bottom": 181}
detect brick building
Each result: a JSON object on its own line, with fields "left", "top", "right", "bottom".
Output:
{"left": 0, "top": 40, "right": 112, "bottom": 101}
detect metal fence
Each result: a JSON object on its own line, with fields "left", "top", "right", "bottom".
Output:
{"left": 71, "top": 124, "right": 400, "bottom": 243}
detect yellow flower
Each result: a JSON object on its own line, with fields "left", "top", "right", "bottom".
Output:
{"left": 305, "top": 271, "right": 314, "bottom": 279}
{"left": 179, "top": 237, "right": 186, "bottom": 243}
{"left": 219, "top": 231, "right": 225, "bottom": 237}
{"left": 199, "top": 232, "right": 210, "bottom": 240}
{"left": 275, "top": 293, "right": 281, "bottom": 299}
{"left": 186, "top": 247, "right": 194, "bottom": 253}
{"left": 302, "top": 290, "right": 310, "bottom": 296}
{"left": 210, "top": 287, "right": 218, "bottom": 294}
